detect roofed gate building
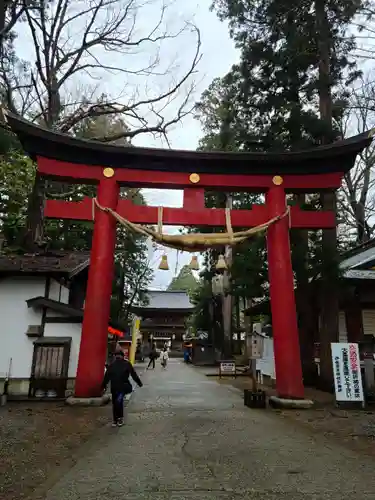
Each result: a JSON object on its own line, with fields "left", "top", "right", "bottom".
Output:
{"left": 132, "top": 290, "right": 194, "bottom": 356}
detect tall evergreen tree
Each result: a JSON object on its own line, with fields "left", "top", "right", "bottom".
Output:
{"left": 202, "top": 0, "right": 362, "bottom": 151}
{"left": 168, "top": 265, "right": 199, "bottom": 294}
{"left": 196, "top": 0, "right": 364, "bottom": 387}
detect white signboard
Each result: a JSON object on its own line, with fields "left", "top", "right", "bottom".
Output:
{"left": 219, "top": 361, "right": 236, "bottom": 375}
{"left": 249, "top": 336, "right": 264, "bottom": 359}
{"left": 331, "top": 343, "right": 364, "bottom": 403}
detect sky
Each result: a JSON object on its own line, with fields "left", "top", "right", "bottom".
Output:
{"left": 137, "top": 0, "right": 237, "bottom": 289}
{"left": 14, "top": 0, "right": 239, "bottom": 290}
{"left": 131, "top": 1, "right": 239, "bottom": 289}
{"left": 131, "top": 2, "right": 238, "bottom": 289}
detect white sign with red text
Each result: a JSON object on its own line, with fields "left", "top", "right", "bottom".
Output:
{"left": 331, "top": 343, "right": 364, "bottom": 403}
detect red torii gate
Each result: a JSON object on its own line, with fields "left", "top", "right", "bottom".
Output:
{"left": 7, "top": 114, "right": 373, "bottom": 402}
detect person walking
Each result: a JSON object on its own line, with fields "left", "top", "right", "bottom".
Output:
{"left": 160, "top": 346, "right": 169, "bottom": 369}
{"left": 102, "top": 350, "right": 143, "bottom": 427}
{"left": 147, "top": 343, "right": 158, "bottom": 370}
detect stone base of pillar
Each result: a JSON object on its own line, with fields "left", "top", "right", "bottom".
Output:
{"left": 65, "top": 394, "right": 111, "bottom": 406}
{"left": 269, "top": 396, "right": 314, "bottom": 409}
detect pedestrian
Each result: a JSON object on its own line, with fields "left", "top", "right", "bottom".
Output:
{"left": 160, "top": 346, "right": 169, "bottom": 369}
{"left": 102, "top": 350, "right": 143, "bottom": 427}
{"left": 147, "top": 343, "right": 158, "bottom": 370}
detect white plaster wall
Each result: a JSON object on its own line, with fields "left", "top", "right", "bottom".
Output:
{"left": 0, "top": 277, "right": 45, "bottom": 379}
{"left": 61, "top": 285, "right": 69, "bottom": 304}
{"left": 43, "top": 322, "right": 82, "bottom": 377}
{"left": 0, "top": 277, "right": 82, "bottom": 386}
{"left": 49, "top": 279, "right": 69, "bottom": 304}
{"left": 257, "top": 337, "right": 276, "bottom": 380}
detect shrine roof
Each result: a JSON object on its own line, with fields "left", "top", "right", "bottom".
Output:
{"left": 0, "top": 250, "right": 90, "bottom": 277}
{"left": 6, "top": 114, "right": 374, "bottom": 175}
{"left": 132, "top": 290, "right": 194, "bottom": 314}
{"left": 340, "top": 238, "right": 375, "bottom": 271}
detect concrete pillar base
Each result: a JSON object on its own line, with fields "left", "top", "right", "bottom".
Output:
{"left": 65, "top": 394, "right": 111, "bottom": 406}
{"left": 269, "top": 396, "right": 314, "bottom": 409}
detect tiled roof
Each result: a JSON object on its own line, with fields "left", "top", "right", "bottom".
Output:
{"left": 340, "top": 238, "right": 375, "bottom": 259}
{"left": 0, "top": 251, "right": 90, "bottom": 276}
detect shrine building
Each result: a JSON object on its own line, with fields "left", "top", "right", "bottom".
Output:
{"left": 131, "top": 290, "right": 194, "bottom": 355}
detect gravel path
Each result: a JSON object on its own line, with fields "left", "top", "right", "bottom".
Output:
{"left": 0, "top": 402, "right": 108, "bottom": 500}
{"left": 42, "top": 360, "right": 375, "bottom": 500}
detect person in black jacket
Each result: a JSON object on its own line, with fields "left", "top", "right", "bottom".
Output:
{"left": 102, "top": 351, "right": 143, "bottom": 427}
{"left": 147, "top": 343, "right": 158, "bottom": 370}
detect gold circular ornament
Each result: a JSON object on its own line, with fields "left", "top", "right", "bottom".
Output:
{"left": 189, "top": 173, "right": 200, "bottom": 184}
{"left": 103, "top": 167, "right": 115, "bottom": 178}
{"left": 272, "top": 175, "right": 283, "bottom": 186}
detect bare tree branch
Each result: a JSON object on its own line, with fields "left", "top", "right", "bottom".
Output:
{"left": 338, "top": 73, "right": 375, "bottom": 243}
{"left": 0, "top": 0, "right": 26, "bottom": 44}
{"left": 1, "top": 0, "right": 201, "bottom": 141}
{"left": 352, "top": 4, "right": 375, "bottom": 61}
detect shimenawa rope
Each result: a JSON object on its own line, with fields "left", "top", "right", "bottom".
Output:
{"left": 92, "top": 198, "right": 289, "bottom": 253}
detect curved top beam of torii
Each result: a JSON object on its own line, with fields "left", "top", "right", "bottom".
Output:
{"left": 4, "top": 113, "right": 375, "bottom": 176}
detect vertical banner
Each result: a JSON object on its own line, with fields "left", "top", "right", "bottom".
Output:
{"left": 129, "top": 317, "right": 140, "bottom": 365}
{"left": 331, "top": 343, "right": 364, "bottom": 403}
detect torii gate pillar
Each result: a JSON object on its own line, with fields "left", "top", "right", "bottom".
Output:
{"left": 267, "top": 179, "right": 304, "bottom": 399}
{"left": 74, "top": 173, "right": 119, "bottom": 398}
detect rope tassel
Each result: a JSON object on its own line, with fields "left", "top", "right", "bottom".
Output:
{"left": 92, "top": 198, "right": 290, "bottom": 253}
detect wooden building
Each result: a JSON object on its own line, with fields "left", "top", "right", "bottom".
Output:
{"left": 0, "top": 251, "right": 89, "bottom": 398}
{"left": 131, "top": 290, "right": 194, "bottom": 356}
{"left": 0, "top": 251, "right": 126, "bottom": 399}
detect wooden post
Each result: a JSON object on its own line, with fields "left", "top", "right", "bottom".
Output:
{"left": 251, "top": 356, "right": 257, "bottom": 392}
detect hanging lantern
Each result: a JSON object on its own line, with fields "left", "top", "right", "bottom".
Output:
{"left": 159, "top": 254, "right": 169, "bottom": 271}
{"left": 215, "top": 254, "right": 227, "bottom": 271}
{"left": 189, "top": 255, "right": 199, "bottom": 271}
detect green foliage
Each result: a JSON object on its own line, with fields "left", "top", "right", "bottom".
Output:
{"left": 231, "top": 235, "right": 267, "bottom": 300}
{"left": 167, "top": 265, "right": 199, "bottom": 294}
{"left": 111, "top": 231, "right": 153, "bottom": 324}
{"left": 43, "top": 181, "right": 96, "bottom": 252}
{"left": 188, "top": 278, "right": 213, "bottom": 333}
{"left": 0, "top": 152, "right": 36, "bottom": 247}
{"left": 197, "top": 0, "right": 363, "bottom": 151}
{"left": 0, "top": 127, "right": 21, "bottom": 156}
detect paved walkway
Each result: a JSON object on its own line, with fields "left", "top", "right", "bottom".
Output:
{"left": 44, "top": 360, "right": 375, "bottom": 500}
